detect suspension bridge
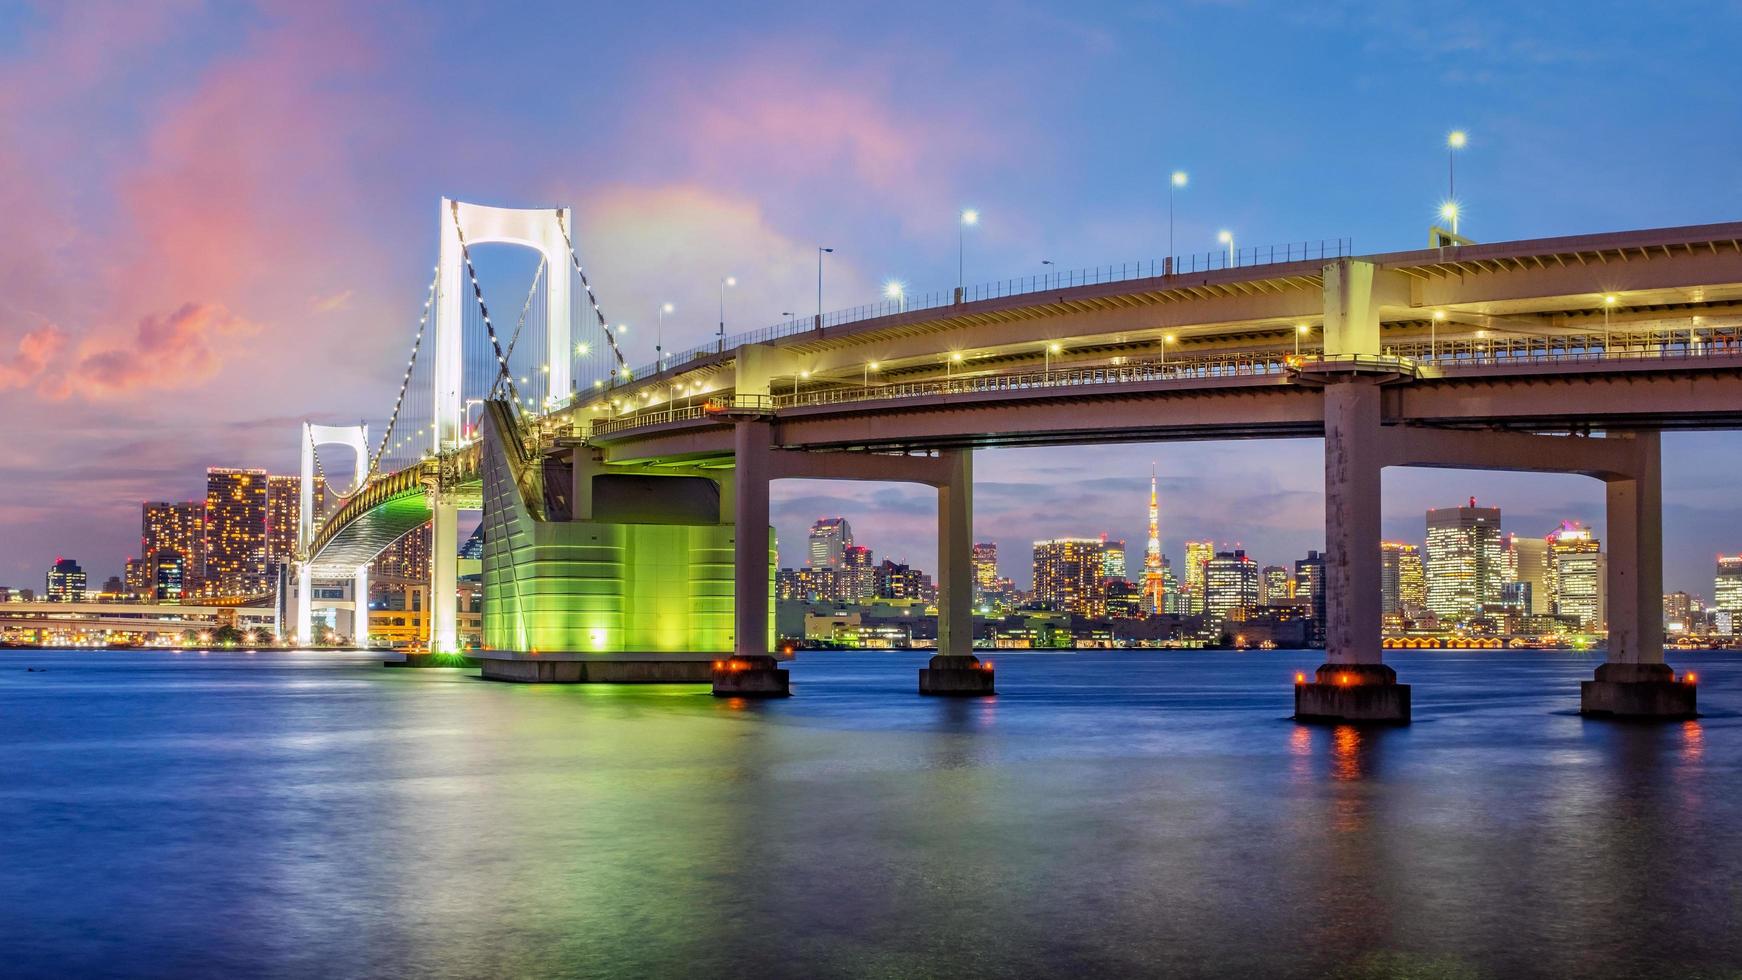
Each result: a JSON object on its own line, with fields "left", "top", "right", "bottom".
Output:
{"left": 296, "top": 199, "right": 1742, "bottom": 717}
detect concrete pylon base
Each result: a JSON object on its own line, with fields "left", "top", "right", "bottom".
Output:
{"left": 1294, "top": 663, "right": 1410, "bottom": 725}
{"left": 385, "top": 653, "right": 481, "bottom": 669}
{"left": 919, "top": 654, "right": 996, "bottom": 696}
{"left": 1580, "top": 662, "right": 1697, "bottom": 719}
{"left": 712, "top": 656, "right": 791, "bottom": 697}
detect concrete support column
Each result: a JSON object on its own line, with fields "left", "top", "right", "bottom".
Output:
{"left": 1297, "top": 379, "right": 1407, "bottom": 723}
{"left": 921, "top": 448, "right": 993, "bottom": 696}
{"left": 430, "top": 493, "right": 459, "bottom": 653}
{"left": 1582, "top": 430, "right": 1692, "bottom": 718}
{"left": 352, "top": 565, "right": 370, "bottom": 648}
{"left": 1322, "top": 381, "right": 1384, "bottom": 666}
{"left": 1603, "top": 432, "right": 1663, "bottom": 666}
{"left": 716, "top": 419, "right": 788, "bottom": 696}
{"left": 295, "top": 564, "right": 312, "bottom": 645}
{"left": 936, "top": 450, "right": 974, "bottom": 656}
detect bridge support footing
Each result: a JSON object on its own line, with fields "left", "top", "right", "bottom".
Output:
{"left": 386, "top": 653, "right": 481, "bottom": 669}
{"left": 919, "top": 654, "right": 995, "bottom": 696}
{"left": 1580, "top": 662, "right": 1696, "bottom": 719}
{"left": 480, "top": 654, "right": 715, "bottom": 684}
{"left": 712, "top": 655, "right": 790, "bottom": 697}
{"left": 1294, "top": 663, "right": 1409, "bottom": 725}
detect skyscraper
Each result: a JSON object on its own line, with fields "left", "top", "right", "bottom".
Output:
{"left": 1098, "top": 535, "right": 1127, "bottom": 581}
{"left": 1380, "top": 542, "right": 1424, "bottom": 616}
{"left": 843, "top": 544, "right": 876, "bottom": 602}
{"left": 1546, "top": 521, "right": 1604, "bottom": 630}
{"left": 1260, "top": 565, "right": 1290, "bottom": 606}
{"left": 45, "top": 557, "right": 86, "bottom": 602}
{"left": 1508, "top": 534, "right": 1551, "bottom": 615}
{"left": 1716, "top": 555, "right": 1742, "bottom": 615}
{"left": 266, "top": 474, "right": 322, "bottom": 572}
{"left": 1184, "top": 540, "right": 1214, "bottom": 615}
{"left": 1204, "top": 549, "right": 1260, "bottom": 624}
{"left": 142, "top": 500, "right": 205, "bottom": 599}
{"left": 1425, "top": 500, "right": 1503, "bottom": 621}
{"left": 1142, "top": 465, "right": 1165, "bottom": 614}
{"left": 1032, "top": 538, "right": 1107, "bottom": 616}
{"left": 204, "top": 468, "right": 269, "bottom": 598}
{"left": 808, "top": 517, "right": 853, "bottom": 569}
{"left": 1294, "top": 551, "right": 1326, "bottom": 641}
{"left": 972, "top": 542, "right": 999, "bottom": 605}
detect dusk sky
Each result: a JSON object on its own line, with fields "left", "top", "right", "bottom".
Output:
{"left": 3, "top": 0, "right": 1741, "bottom": 593}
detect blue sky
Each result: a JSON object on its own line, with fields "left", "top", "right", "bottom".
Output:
{"left": 1, "top": 0, "right": 1739, "bottom": 593}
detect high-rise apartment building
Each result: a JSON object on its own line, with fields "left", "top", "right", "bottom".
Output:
{"left": 1713, "top": 556, "right": 1742, "bottom": 616}
{"left": 124, "top": 557, "right": 149, "bottom": 595}
{"left": 1380, "top": 542, "right": 1425, "bottom": 616}
{"left": 1546, "top": 521, "right": 1604, "bottom": 629}
{"left": 1204, "top": 549, "right": 1260, "bottom": 624}
{"left": 842, "top": 545, "right": 876, "bottom": 602}
{"left": 1425, "top": 500, "right": 1504, "bottom": 621}
{"left": 45, "top": 557, "right": 87, "bottom": 602}
{"left": 374, "top": 522, "right": 433, "bottom": 580}
{"left": 808, "top": 517, "right": 853, "bottom": 569}
{"left": 266, "top": 474, "right": 323, "bottom": 572}
{"left": 1032, "top": 538, "right": 1107, "bottom": 616}
{"left": 142, "top": 500, "right": 206, "bottom": 600}
{"left": 1184, "top": 540, "right": 1214, "bottom": 615}
{"left": 204, "top": 468, "right": 269, "bottom": 598}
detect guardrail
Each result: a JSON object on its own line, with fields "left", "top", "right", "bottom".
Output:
{"left": 587, "top": 327, "right": 1742, "bottom": 440}
{"left": 625, "top": 238, "right": 1352, "bottom": 379}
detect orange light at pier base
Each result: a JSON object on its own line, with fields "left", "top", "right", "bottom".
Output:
{"left": 1685, "top": 672, "right": 1698, "bottom": 684}
{"left": 1339, "top": 674, "right": 1352, "bottom": 686}
{"left": 1295, "top": 672, "right": 1305, "bottom": 685}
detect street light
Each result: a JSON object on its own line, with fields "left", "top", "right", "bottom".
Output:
{"left": 1295, "top": 323, "right": 1310, "bottom": 356}
{"left": 1162, "top": 333, "right": 1175, "bottom": 365}
{"left": 1169, "top": 170, "right": 1188, "bottom": 261}
{"left": 1447, "top": 130, "right": 1467, "bottom": 199}
{"left": 1604, "top": 294, "right": 1618, "bottom": 352}
{"left": 959, "top": 209, "right": 979, "bottom": 293}
{"left": 1433, "top": 310, "right": 1446, "bottom": 359}
{"left": 947, "top": 351, "right": 964, "bottom": 378}
{"left": 1217, "top": 230, "right": 1235, "bottom": 266}
{"left": 1042, "top": 258, "right": 1055, "bottom": 288}
{"left": 864, "top": 359, "right": 879, "bottom": 388}
{"left": 884, "top": 279, "right": 906, "bottom": 313}
{"left": 1044, "top": 341, "right": 1062, "bottom": 379}
{"left": 656, "top": 302, "right": 673, "bottom": 373}
{"left": 718, "top": 276, "right": 736, "bottom": 351}
{"left": 1439, "top": 201, "right": 1460, "bottom": 236}
{"left": 816, "top": 248, "right": 833, "bottom": 328}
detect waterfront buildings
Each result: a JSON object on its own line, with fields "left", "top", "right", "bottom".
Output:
{"left": 972, "top": 542, "right": 998, "bottom": 603}
{"left": 1380, "top": 542, "right": 1425, "bottom": 617}
{"left": 1424, "top": 500, "right": 1504, "bottom": 622}
{"left": 1715, "top": 555, "right": 1742, "bottom": 616}
{"left": 141, "top": 501, "right": 205, "bottom": 599}
{"left": 1507, "top": 533, "right": 1551, "bottom": 615}
{"left": 1260, "top": 565, "right": 1290, "bottom": 606}
{"left": 266, "top": 474, "right": 322, "bottom": 576}
{"left": 808, "top": 517, "right": 853, "bottom": 569}
{"left": 1032, "top": 538, "right": 1108, "bottom": 616}
{"left": 1203, "top": 549, "right": 1260, "bottom": 625}
{"left": 203, "top": 468, "right": 269, "bottom": 598}
{"left": 1546, "top": 521, "right": 1605, "bottom": 630}
{"left": 1183, "top": 540, "right": 1213, "bottom": 615}
{"left": 45, "top": 558, "right": 86, "bottom": 602}
{"left": 1099, "top": 535, "right": 1126, "bottom": 582}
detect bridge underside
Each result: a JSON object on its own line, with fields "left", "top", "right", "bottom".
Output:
{"left": 306, "top": 488, "right": 435, "bottom": 578}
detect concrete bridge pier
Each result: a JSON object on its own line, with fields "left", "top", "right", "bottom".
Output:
{"left": 1296, "top": 379, "right": 1409, "bottom": 724}
{"left": 920, "top": 449, "right": 994, "bottom": 696}
{"left": 714, "top": 419, "right": 789, "bottom": 697}
{"left": 1581, "top": 432, "right": 1696, "bottom": 719}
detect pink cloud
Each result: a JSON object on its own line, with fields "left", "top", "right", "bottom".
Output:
{"left": 71, "top": 302, "right": 260, "bottom": 396}
{"left": 0, "top": 325, "right": 67, "bottom": 394}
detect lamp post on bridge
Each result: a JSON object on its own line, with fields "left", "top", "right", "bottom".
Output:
{"left": 718, "top": 276, "right": 735, "bottom": 352}
{"left": 958, "top": 209, "right": 979, "bottom": 298}
{"left": 656, "top": 302, "right": 673, "bottom": 374}
{"left": 1042, "top": 258, "right": 1055, "bottom": 289}
{"left": 1169, "top": 170, "right": 1188, "bottom": 265}
{"left": 816, "top": 248, "right": 833, "bottom": 331}
{"left": 1218, "top": 229, "right": 1235, "bottom": 268}
{"left": 1604, "top": 294, "right": 1618, "bottom": 353}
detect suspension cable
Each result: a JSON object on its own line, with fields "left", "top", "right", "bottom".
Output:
{"left": 450, "top": 200, "right": 521, "bottom": 407}
{"left": 368, "top": 266, "right": 441, "bottom": 474}
{"left": 554, "top": 209, "right": 628, "bottom": 371}
{"left": 498, "top": 256, "right": 547, "bottom": 378}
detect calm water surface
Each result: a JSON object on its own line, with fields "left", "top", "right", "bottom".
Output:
{"left": 2, "top": 649, "right": 1739, "bottom": 979}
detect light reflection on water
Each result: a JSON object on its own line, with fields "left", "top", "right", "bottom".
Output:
{"left": 0, "top": 648, "right": 1737, "bottom": 979}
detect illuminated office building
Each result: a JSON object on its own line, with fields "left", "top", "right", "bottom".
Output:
{"left": 1260, "top": 565, "right": 1291, "bottom": 607}
{"left": 1380, "top": 542, "right": 1425, "bottom": 616}
{"left": 45, "top": 557, "right": 87, "bottom": 602}
{"left": 1184, "top": 540, "right": 1214, "bottom": 615}
{"left": 1204, "top": 549, "right": 1260, "bottom": 624}
{"left": 1098, "top": 535, "right": 1127, "bottom": 582}
{"left": 1294, "top": 551, "right": 1326, "bottom": 643}
{"left": 1506, "top": 534, "right": 1551, "bottom": 615}
{"left": 1424, "top": 500, "right": 1503, "bottom": 621}
{"left": 808, "top": 517, "right": 853, "bottom": 569}
{"left": 1716, "top": 555, "right": 1742, "bottom": 616}
{"left": 1546, "top": 521, "right": 1604, "bottom": 629}
{"left": 152, "top": 551, "right": 187, "bottom": 603}
{"left": 204, "top": 468, "right": 269, "bottom": 598}
{"left": 1032, "top": 538, "right": 1107, "bottom": 616}
{"left": 972, "top": 542, "right": 999, "bottom": 604}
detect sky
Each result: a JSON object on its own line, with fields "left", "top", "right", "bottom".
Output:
{"left": 2, "top": 0, "right": 1741, "bottom": 594}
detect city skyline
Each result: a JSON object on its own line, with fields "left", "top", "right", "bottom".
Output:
{"left": 5, "top": 3, "right": 1742, "bottom": 596}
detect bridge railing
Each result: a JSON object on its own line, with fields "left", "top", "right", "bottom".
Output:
{"left": 1385, "top": 327, "right": 1742, "bottom": 367}
{"left": 628, "top": 238, "right": 1352, "bottom": 378}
